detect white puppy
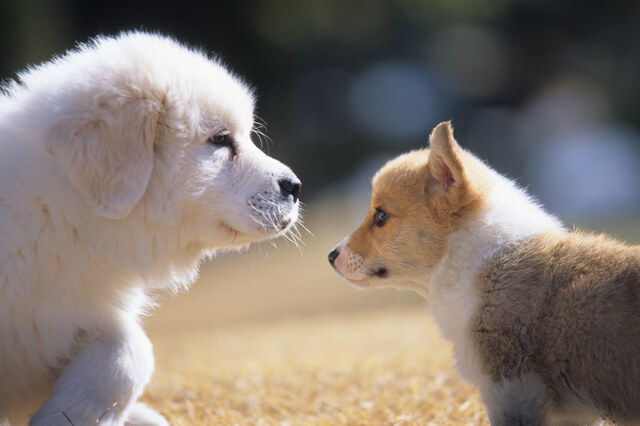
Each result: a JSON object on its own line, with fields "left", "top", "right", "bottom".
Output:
{"left": 0, "top": 32, "right": 300, "bottom": 425}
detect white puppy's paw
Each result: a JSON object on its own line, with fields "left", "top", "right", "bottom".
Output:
{"left": 125, "top": 402, "right": 169, "bottom": 426}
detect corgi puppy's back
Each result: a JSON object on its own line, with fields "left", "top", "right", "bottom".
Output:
{"left": 329, "top": 122, "right": 640, "bottom": 425}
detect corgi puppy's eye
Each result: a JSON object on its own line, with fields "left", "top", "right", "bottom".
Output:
{"left": 373, "top": 207, "right": 388, "bottom": 227}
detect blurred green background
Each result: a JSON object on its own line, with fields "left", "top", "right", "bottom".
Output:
{"left": 2, "top": 0, "right": 640, "bottom": 224}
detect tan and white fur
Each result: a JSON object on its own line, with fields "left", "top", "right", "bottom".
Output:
{"left": 329, "top": 121, "right": 640, "bottom": 425}
{"left": 0, "top": 32, "right": 300, "bottom": 425}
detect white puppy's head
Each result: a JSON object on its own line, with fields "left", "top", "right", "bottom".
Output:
{"left": 18, "top": 32, "right": 300, "bottom": 253}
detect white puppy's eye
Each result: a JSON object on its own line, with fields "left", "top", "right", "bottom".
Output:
{"left": 207, "top": 132, "right": 237, "bottom": 158}
{"left": 208, "top": 132, "right": 230, "bottom": 147}
{"left": 373, "top": 207, "right": 388, "bottom": 227}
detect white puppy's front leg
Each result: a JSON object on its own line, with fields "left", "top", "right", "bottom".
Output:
{"left": 125, "top": 402, "right": 169, "bottom": 426}
{"left": 30, "top": 321, "right": 165, "bottom": 426}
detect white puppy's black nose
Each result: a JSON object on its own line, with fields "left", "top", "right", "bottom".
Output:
{"left": 279, "top": 177, "right": 301, "bottom": 202}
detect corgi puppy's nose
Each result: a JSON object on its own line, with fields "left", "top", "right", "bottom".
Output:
{"left": 328, "top": 248, "right": 339, "bottom": 265}
{"left": 278, "top": 177, "right": 301, "bottom": 202}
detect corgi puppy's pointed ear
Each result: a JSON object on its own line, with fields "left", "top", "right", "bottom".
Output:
{"left": 427, "top": 121, "right": 466, "bottom": 193}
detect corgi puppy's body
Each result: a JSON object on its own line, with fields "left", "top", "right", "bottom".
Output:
{"left": 329, "top": 122, "right": 640, "bottom": 425}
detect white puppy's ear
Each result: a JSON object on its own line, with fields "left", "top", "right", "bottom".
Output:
{"left": 51, "top": 96, "right": 162, "bottom": 218}
{"left": 427, "top": 121, "right": 466, "bottom": 193}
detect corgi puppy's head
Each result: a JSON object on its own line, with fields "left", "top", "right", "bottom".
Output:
{"left": 328, "top": 122, "right": 488, "bottom": 291}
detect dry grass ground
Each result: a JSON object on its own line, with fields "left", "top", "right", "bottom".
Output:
{"left": 144, "top": 310, "right": 488, "bottom": 425}
{"left": 141, "top": 202, "right": 489, "bottom": 425}
{"left": 141, "top": 201, "right": 640, "bottom": 425}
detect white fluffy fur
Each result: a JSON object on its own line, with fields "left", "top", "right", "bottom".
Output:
{"left": 0, "top": 32, "right": 300, "bottom": 425}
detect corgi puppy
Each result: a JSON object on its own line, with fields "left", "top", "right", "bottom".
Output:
{"left": 329, "top": 122, "right": 640, "bottom": 425}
